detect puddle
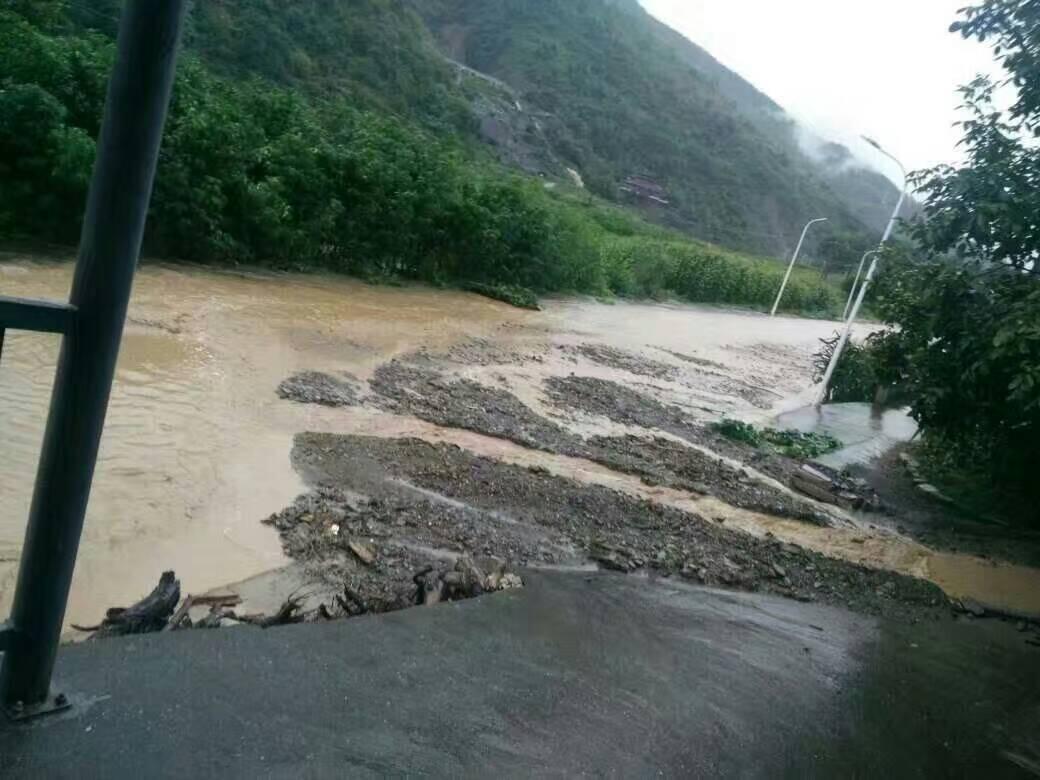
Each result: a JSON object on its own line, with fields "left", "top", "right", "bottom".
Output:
{"left": 776, "top": 403, "right": 918, "bottom": 469}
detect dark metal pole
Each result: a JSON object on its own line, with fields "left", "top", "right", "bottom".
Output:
{"left": 0, "top": 0, "right": 186, "bottom": 712}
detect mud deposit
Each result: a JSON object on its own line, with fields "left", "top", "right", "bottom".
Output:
{"left": 9, "top": 257, "right": 1039, "bottom": 630}
{"left": 282, "top": 434, "right": 948, "bottom": 621}
{"left": 371, "top": 360, "right": 578, "bottom": 454}
{"left": 278, "top": 372, "right": 360, "bottom": 407}
{"left": 568, "top": 344, "right": 679, "bottom": 380}
{"left": 367, "top": 361, "right": 830, "bottom": 525}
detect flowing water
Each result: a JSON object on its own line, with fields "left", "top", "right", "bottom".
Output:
{"left": 1, "top": 256, "right": 1038, "bottom": 629}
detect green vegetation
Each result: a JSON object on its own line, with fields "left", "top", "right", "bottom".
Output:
{"left": 414, "top": 0, "right": 890, "bottom": 258}
{"left": 80, "top": 0, "right": 896, "bottom": 263}
{"left": 712, "top": 420, "right": 842, "bottom": 460}
{"left": 823, "top": 0, "right": 1040, "bottom": 521}
{"left": 183, "top": 0, "right": 473, "bottom": 135}
{"left": 0, "top": 1, "right": 843, "bottom": 313}
{"left": 462, "top": 282, "right": 541, "bottom": 311}
{"left": 812, "top": 329, "right": 908, "bottom": 405}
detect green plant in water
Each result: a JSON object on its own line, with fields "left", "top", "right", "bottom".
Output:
{"left": 712, "top": 419, "right": 762, "bottom": 447}
{"left": 712, "top": 420, "right": 841, "bottom": 460}
{"left": 759, "top": 428, "right": 842, "bottom": 459}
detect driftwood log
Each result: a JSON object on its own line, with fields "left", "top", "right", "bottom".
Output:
{"left": 73, "top": 571, "right": 181, "bottom": 638}
{"left": 165, "top": 593, "right": 242, "bottom": 631}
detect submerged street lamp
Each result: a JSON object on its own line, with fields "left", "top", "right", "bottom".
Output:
{"left": 771, "top": 217, "right": 829, "bottom": 317}
{"left": 816, "top": 136, "right": 908, "bottom": 406}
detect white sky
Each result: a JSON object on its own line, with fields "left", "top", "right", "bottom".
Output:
{"left": 639, "top": 0, "right": 1003, "bottom": 183}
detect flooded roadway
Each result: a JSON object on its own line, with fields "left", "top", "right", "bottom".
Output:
{"left": 1, "top": 255, "right": 1038, "bottom": 629}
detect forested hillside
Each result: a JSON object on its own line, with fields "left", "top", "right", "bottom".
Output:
{"left": 1, "top": 0, "right": 877, "bottom": 314}
{"left": 414, "top": 0, "right": 900, "bottom": 257}
{"left": 67, "top": 0, "right": 899, "bottom": 260}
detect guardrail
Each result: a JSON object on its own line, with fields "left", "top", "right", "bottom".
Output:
{"left": 0, "top": 0, "right": 186, "bottom": 721}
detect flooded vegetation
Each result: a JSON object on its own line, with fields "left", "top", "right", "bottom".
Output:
{"left": 3, "top": 255, "right": 1038, "bottom": 633}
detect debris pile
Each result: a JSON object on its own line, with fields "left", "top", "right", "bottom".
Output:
{"left": 76, "top": 557, "right": 525, "bottom": 641}
{"left": 72, "top": 571, "right": 181, "bottom": 637}
{"left": 277, "top": 371, "right": 359, "bottom": 407}
{"left": 291, "top": 434, "right": 950, "bottom": 621}
{"left": 567, "top": 343, "right": 679, "bottom": 380}
{"left": 370, "top": 364, "right": 833, "bottom": 524}
{"left": 790, "top": 463, "right": 883, "bottom": 512}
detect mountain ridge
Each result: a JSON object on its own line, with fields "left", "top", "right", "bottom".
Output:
{"left": 85, "top": 0, "right": 899, "bottom": 262}
{"left": 409, "top": 0, "right": 898, "bottom": 258}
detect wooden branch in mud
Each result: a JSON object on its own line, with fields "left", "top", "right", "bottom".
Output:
{"left": 239, "top": 595, "right": 306, "bottom": 628}
{"left": 165, "top": 596, "right": 195, "bottom": 632}
{"left": 164, "top": 593, "right": 242, "bottom": 631}
{"left": 76, "top": 571, "right": 181, "bottom": 638}
{"left": 790, "top": 465, "right": 870, "bottom": 511}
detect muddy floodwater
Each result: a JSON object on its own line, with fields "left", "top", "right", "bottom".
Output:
{"left": 1, "top": 255, "right": 1039, "bottom": 630}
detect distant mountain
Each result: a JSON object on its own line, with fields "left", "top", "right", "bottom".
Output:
{"left": 412, "top": 0, "right": 902, "bottom": 257}
{"left": 180, "top": 0, "right": 901, "bottom": 261}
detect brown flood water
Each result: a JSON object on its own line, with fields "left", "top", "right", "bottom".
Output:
{"left": 1, "top": 256, "right": 1038, "bottom": 629}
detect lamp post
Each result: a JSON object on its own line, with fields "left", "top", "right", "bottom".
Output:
{"left": 842, "top": 249, "right": 879, "bottom": 321}
{"left": 816, "top": 137, "right": 908, "bottom": 405}
{"left": 771, "top": 217, "right": 828, "bottom": 317}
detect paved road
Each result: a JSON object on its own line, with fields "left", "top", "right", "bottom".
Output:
{"left": 2, "top": 572, "right": 1037, "bottom": 777}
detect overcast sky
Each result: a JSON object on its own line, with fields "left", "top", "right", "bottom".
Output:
{"left": 639, "top": 0, "right": 1002, "bottom": 184}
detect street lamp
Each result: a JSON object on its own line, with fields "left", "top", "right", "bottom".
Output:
{"left": 842, "top": 249, "right": 879, "bottom": 321}
{"left": 771, "top": 217, "right": 829, "bottom": 317}
{"left": 815, "top": 137, "right": 908, "bottom": 405}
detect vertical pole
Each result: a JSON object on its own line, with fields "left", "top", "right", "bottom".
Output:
{"left": 815, "top": 187, "right": 908, "bottom": 406}
{"left": 771, "top": 217, "right": 827, "bottom": 317}
{"left": 0, "top": 0, "right": 186, "bottom": 711}
{"left": 842, "top": 250, "right": 876, "bottom": 321}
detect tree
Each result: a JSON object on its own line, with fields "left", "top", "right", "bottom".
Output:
{"left": 1, "top": 0, "right": 67, "bottom": 30}
{"left": 817, "top": 231, "right": 874, "bottom": 275}
{"left": 867, "top": 0, "right": 1040, "bottom": 516}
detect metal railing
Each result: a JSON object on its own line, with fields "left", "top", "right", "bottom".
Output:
{"left": 0, "top": 0, "right": 186, "bottom": 721}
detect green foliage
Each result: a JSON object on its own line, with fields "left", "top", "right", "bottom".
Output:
{"left": 110, "top": 0, "right": 889, "bottom": 260}
{"left": 602, "top": 236, "right": 840, "bottom": 313}
{"left": 760, "top": 429, "right": 842, "bottom": 460}
{"left": 909, "top": 78, "right": 1040, "bottom": 270}
{"left": 812, "top": 328, "right": 909, "bottom": 404}
{"left": 871, "top": 255, "right": 1039, "bottom": 505}
{"left": 413, "top": 0, "right": 884, "bottom": 257}
{"left": 462, "top": 282, "right": 541, "bottom": 310}
{"left": 953, "top": 0, "right": 1040, "bottom": 132}
{"left": 0, "top": 2, "right": 843, "bottom": 316}
{"left": 2, "top": 0, "right": 68, "bottom": 30}
{"left": 841, "top": 0, "right": 1040, "bottom": 519}
{"left": 712, "top": 419, "right": 762, "bottom": 446}
{"left": 185, "top": 0, "right": 472, "bottom": 135}
{"left": 817, "top": 232, "right": 875, "bottom": 275}
{"left": 712, "top": 420, "right": 841, "bottom": 460}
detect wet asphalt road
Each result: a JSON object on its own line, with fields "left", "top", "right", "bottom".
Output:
{"left": 2, "top": 571, "right": 1037, "bottom": 777}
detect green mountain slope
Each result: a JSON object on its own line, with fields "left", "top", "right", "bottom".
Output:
{"left": 70, "top": 0, "right": 900, "bottom": 260}
{"left": 2, "top": 1, "right": 842, "bottom": 315}
{"left": 411, "top": 0, "right": 899, "bottom": 257}
{"left": 181, "top": 0, "right": 472, "bottom": 134}
{"left": 171, "top": 0, "right": 897, "bottom": 260}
